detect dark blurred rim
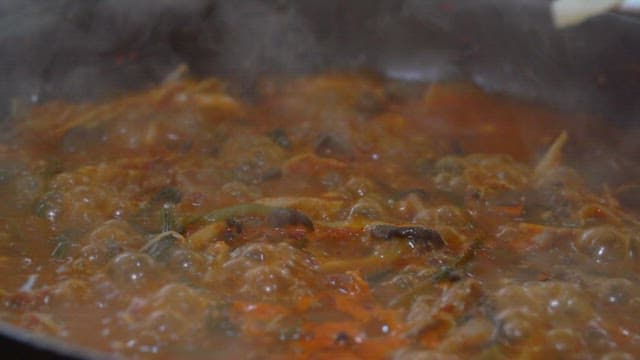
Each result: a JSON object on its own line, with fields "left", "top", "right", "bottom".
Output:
{"left": 0, "top": 321, "right": 115, "bottom": 360}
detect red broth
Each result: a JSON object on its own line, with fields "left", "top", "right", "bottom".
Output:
{"left": 0, "top": 73, "right": 638, "bottom": 359}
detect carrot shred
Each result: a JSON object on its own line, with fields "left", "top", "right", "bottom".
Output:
{"left": 493, "top": 204, "right": 524, "bottom": 217}
{"left": 334, "top": 295, "right": 372, "bottom": 323}
{"left": 233, "top": 301, "right": 289, "bottom": 320}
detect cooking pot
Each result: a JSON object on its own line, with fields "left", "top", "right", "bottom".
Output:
{"left": 2, "top": 0, "right": 640, "bottom": 123}
{"left": 0, "top": 0, "right": 639, "bottom": 358}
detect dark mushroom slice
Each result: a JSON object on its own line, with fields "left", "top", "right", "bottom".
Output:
{"left": 268, "top": 128, "right": 292, "bottom": 149}
{"left": 203, "top": 204, "right": 314, "bottom": 231}
{"left": 267, "top": 207, "right": 314, "bottom": 231}
{"left": 368, "top": 224, "right": 444, "bottom": 249}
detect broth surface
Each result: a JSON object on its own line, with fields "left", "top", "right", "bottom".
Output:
{"left": 0, "top": 73, "right": 638, "bottom": 359}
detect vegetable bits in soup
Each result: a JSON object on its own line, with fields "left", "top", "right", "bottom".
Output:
{"left": 0, "top": 73, "right": 638, "bottom": 359}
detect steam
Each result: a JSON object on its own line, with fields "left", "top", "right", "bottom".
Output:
{"left": 1, "top": 0, "right": 639, "bottom": 125}
{"left": 0, "top": 0, "right": 216, "bottom": 116}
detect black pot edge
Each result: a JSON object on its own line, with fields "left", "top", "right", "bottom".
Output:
{"left": 0, "top": 320, "right": 115, "bottom": 360}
